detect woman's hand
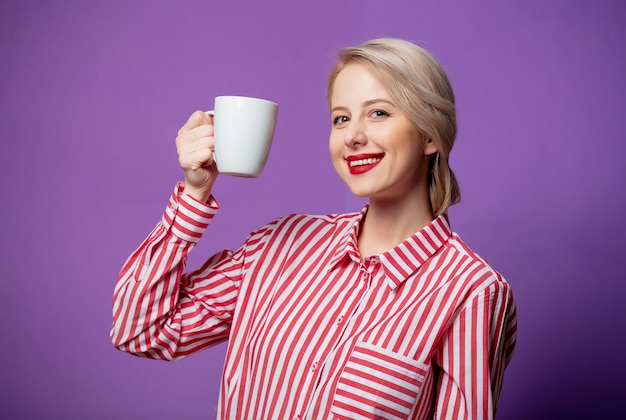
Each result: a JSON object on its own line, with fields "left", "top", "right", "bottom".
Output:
{"left": 176, "top": 110, "right": 218, "bottom": 202}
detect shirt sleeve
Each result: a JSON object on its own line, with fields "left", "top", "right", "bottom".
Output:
{"left": 110, "top": 183, "right": 257, "bottom": 360}
{"left": 434, "top": 277, "right": 517, "bottom": 420}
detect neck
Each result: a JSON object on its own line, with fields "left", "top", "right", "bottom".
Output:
{"left": 358, "top": 191, "right": 434, "bottom": 259}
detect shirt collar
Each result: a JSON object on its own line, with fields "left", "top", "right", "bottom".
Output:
{"left": 327, "top": 206, "right": 367, "bottom": 270}
{"left": 328, "top": 207, "right": 452, "bottom": 290}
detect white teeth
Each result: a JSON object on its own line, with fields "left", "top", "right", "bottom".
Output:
{"left": 349, "top": 157, "right": 381, "bottom": 167}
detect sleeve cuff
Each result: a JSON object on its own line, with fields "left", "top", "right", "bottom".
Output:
{"left": 161, "top": 182, "right": 219, "bottom": 242}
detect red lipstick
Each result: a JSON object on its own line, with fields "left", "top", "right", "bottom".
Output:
{"left": 346, "top": 153, "right": 385, "bottom": 175}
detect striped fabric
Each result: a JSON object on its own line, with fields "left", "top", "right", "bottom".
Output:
{"left": 111, "top": 184, "right": 517, "bottom": 419}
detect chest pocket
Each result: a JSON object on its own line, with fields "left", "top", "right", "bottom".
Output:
{"left": 331, "top": 341, "right": 428, "bottom": 420}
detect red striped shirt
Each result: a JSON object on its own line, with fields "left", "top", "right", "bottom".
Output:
{"left": 111, "top": 184, "right": 517, "bottom": 419}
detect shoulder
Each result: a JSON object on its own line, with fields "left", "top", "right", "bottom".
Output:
{"left": 273, "top": 211, "right": 360, "bottom": 229}
{"left": 444, "top": 232, "right": 511, "bottom": 297}
{"left": 246, "top": 211, "right": 360, "bottom": 244}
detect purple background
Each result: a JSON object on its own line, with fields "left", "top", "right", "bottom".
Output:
{"left": 2, "top": 0, "right": 625, "bottom": 418}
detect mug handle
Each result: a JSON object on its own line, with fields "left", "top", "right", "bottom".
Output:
{"left": 204, "top": 110, "right": 217, "bottom": 164}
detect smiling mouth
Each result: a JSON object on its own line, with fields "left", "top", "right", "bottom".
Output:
{"left": 346, "top": 153, "right": 385, "bottom": 174}
{"left": 349, "top": 157, "right": 382, "bottom": 167}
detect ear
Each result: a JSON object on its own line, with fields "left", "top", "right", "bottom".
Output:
{"left": 424, "top": 138, "right": 438, "bottom": 156}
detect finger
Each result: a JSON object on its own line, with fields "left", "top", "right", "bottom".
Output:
{"left": 176, "top": 124, "right": 214, "bottom": 149}
{"left": 190, "top": 149, "right": 214, "bottom": 169}
{"left": 189, "top": 123, "right": 214, "bottom": 139}
{"left": 179, "top": 147, "right": 214, "bottom": 171}
{"left": 179, "top": 137, "right": 213, "bottom": 156}
{"left": 178, "top": 110, "right": 211, "bottom": 135}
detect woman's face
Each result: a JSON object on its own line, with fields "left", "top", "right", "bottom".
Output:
{"left": 329, "top": 63, "right": 436, "bottom": 202}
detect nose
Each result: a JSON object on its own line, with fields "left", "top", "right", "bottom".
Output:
{"left": 344, "top": 119, "right": 367, "bottom": 148}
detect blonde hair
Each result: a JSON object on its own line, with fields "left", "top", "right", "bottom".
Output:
{"left": 327, "top": 38, "right": 460, "bottom": 216}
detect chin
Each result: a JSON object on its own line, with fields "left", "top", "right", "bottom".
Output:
{"left": 341, "top": 175, "right": 383, "bottom": 199}
{"left": 347, "top": 185, "right": 376, "bottom": 199}
{"left": 351, "top": 191, "right": 371, "bottom": 199}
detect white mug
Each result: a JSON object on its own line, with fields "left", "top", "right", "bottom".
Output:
{"left": 207, "top": 96, "right": 278, "bottom": 178}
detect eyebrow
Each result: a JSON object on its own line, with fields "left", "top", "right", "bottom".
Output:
{"left": 330, "top": 98, "right": 395, "bottom": 114}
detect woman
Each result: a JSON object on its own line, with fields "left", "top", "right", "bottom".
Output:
{"left": 111, "top": 38, "right": 517, "bottom": 419}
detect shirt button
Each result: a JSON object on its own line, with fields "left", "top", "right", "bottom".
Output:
{"left": 337, "top": 316, "right": 344, "bottom": 325}
{"left": 311, "top": 361, "right": 318, "bottom": 372}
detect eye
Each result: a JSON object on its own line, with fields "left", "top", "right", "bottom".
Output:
{"left": 370, "top": 110, "right": 389, "bottom": 119}
{"left": 333, "top": 115, "right": 349, "bottom": 126}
